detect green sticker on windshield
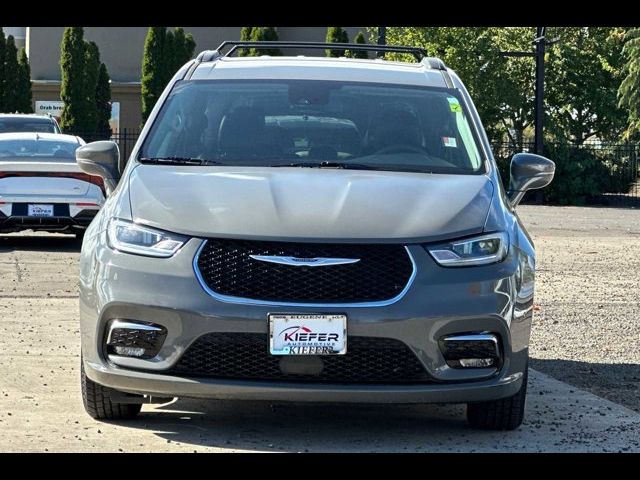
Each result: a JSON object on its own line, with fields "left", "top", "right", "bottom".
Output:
{"left": 447, "top": 97, "right": 462, "bottom": 113}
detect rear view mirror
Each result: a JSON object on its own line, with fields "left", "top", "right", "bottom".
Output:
{"left": 508, "top": 153, "right": 555, "bottom": 207}
{"left": 76, "top": 141, "right": 121, "bottom": 196}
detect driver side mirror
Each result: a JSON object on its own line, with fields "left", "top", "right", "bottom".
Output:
{"left": 76, "top": 141, "right": 121, "bottom": 196}
{"left": 508, "top": 153, "right": 555, "bottom": 207}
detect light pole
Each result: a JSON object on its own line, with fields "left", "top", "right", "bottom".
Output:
{"left": 377, "top": 27, "right": 386, "bottom": 58}
{"left": 500, "top": 27, "right": 555, "bottom": 156}
{"left": 533, "top": 27, "right": 546, "bottom": 156}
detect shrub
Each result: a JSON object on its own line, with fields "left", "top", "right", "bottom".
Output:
{"left": 537, "top": 144, "right": 611, "bottom": 205}
{"left": 95, "top": 63, "right": 112, "bottom": 139}
{"left": 2, "top": 35, "right": 20, "bottom": 113}
{"left": 16, "top": 48, "right": 33, "bottom": 113}
{"left": 60, "top": 27, "right": 91, "bottom": 131}
{"left": 326, "top": 27, "right": 349, "bottom": 57}
{"left": 348, "top": 31, "right": 369, "bottom": 59}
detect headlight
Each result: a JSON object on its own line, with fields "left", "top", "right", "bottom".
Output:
{"left": 426, "top": 232, "right": 509, "bottom": 267}
{"left": 107, "top": 219, "right": 188, "bottom": 257}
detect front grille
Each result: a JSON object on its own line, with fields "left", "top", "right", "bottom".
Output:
{"left": 168, "top": 333, "right": 432, "bottom": 384}
{"left": 196, "top": 239, "right": 414, "bottom": 303}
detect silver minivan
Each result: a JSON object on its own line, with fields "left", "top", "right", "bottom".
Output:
{"left": 76, "top": 41, "right": 554, "bottom": 430}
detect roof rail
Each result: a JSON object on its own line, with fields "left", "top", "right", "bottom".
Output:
{"left": 208, "top": 41, "right": 430, "bottom": 61}
{"left": 422, "top": 57, "right": 447, "bottom": 71}
{"left": 196, "top": 50, "right": 221, "bottom": 62}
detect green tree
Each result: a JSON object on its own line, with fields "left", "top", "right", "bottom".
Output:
{"left": 83, "top": 41, "right": 101, "bottom": 134}
{"left": 163, "top": 29, "right": 176, "bottom": 86}
{"left": 380, "top": 27, "right": 525, "bottom": 144}
{"left": 378, "top": 27, "right": 630, "bottom": 146}
{"left": 141, "top": 27, "right": 167, "bottom": 124}
{"left": 95, "top": 63, "right": 112, "bottom": 138}
{"left": 60, "top": 27, "right": 91, "bottom": 131}
{"left": 546, "top": 27, "right": 627, "bottom": 144}
{"left": 173, "top": 27, "right": 196, "bottom": 72}
{"left": 2, "top": 35, "right": 20, "bottom": 113}
{"left": 140, "top": 27, "right": 197, "bottom": 124}
{"left": 0, "top": 30, "right": 6, "bottom": 112}
{"left": 347, "top": 30, "right": 369, "bottom": 59}
{"left": 248, "top": 27, "right": 280, "bottom": 56}
{"left": 238, "top": 27, "right": 253, "bottom": 56}
{"left": 326, "top": 27, "right": 349, "bottom": 57}
{"left": 619, "top": 28, "right": 640, "bottom": 138}
{"left": 16, "top": 48, "right": 33, "bottom": 113}
{"left": 184, "top": 32, "right": 196, "bottom": 61}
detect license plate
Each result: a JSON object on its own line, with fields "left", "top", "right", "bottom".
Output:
{"left": 28, "top": 204, "right": 54, "bottom": 217}
{"left": 269, "top": 314, "right": 347, "bottom": 355}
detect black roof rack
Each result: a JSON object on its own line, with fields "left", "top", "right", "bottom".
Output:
{"left": 207, "top": 41, "right": 430, "bottom": 61}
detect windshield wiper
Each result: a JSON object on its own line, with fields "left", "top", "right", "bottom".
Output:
{"left": 139, "top": 156, "right": 223, "bottom": 166}
{"left": 271, "top": 161, "right": 382, "bottom": 170}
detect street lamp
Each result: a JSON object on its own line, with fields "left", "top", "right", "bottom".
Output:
{"left": 500, "top": 27, "right": 558, "bottom": 155}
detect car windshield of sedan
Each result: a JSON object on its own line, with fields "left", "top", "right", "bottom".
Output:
{"left": 0, "top": 118, "right": 58, "bottom": 134}
{"left": 140, "top": 79, "right": 486, "bottom": 174}
{"left": 0, "top": 139, "right": 79, "bottom": 160}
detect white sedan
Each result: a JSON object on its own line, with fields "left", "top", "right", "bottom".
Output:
{"left": 0, "top": 132, "right": 105, "bottom": 237}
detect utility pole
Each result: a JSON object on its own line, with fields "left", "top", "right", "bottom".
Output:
{"left": 377, "top": 27, "right": 386, "bottom": 58}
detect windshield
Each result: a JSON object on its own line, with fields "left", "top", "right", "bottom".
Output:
{"left": 0, "top": 118, "right": 58, "bottom": 134}
{"left": 0, "top": 138, "right": 80, "bottom": 160}
{"left": 140, "top": 79, "right": 485, "bottom": 174}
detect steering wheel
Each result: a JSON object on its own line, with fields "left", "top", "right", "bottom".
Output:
{"left": 373, "top": 144, "right": 428, "bottom": 155}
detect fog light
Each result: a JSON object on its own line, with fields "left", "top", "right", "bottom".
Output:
{"left": 458, "top": 358, "right": 496, "bottom": 368}
{"left": 106, "top": 320, "right": 167, "bottom": 359}
{"left": 439, "top": 333, "right": 501, "bottom": 369}
{"left": 114, "top": 346, "right": 146, "bottom": 357}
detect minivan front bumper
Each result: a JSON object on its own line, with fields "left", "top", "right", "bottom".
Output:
{"left": 84, "top": 358, "right": 525, "bottom": 403}
{"left": 80, "top": 235, "right": 534, "bottom": 404}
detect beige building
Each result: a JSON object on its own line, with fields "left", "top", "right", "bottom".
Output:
{"left": 21, "top": 27, "right": 363, "bottom": 130}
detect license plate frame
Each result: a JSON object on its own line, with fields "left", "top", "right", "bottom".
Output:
{"left": 27, "top": 204, "right": 55, "bottom": 217}
{"left": 269, "top": 313, "right": 347, "bottom": 355}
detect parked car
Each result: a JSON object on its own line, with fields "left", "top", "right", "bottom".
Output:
{"left": 76, "top": 41, "right": 554, "bottom": 430}
{"left": 0, "top": 113, "right": 61, "bottom": 134}
{"left": 0, "top": 132, "right": 105, "bottom": 237}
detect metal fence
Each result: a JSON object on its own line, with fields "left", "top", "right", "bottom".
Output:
{"left": 109, "top": 129, "right": 141, "bottom": 164}
{"left": 491, "top": 141, "right": 640, "bottom": 202}
{"left": 69, "top": 130, "right": 640, "bottom": 204}
{"left": 70, "top": 129, "right": 142, "bottom": 164}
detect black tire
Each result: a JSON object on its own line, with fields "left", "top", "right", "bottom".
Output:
{"left": 81, "top": 358, "right": 142, "bottom": 420}
{"left": 466, "top": 366, "right": 528, "bottom": 430}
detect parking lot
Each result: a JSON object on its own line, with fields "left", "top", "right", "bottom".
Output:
{"left": 1, "top": 205, "right": 639, "bottom": 452}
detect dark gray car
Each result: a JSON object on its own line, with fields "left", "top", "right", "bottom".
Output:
{"left": 76, "top": 42, "right": 554, "bottom": 430}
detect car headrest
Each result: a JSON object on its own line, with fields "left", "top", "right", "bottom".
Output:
{"left": 366, "top": 107, "right": 423, "bottom": 152}
{"left": 218, "top": 106, "right": 266, "bottom": 151}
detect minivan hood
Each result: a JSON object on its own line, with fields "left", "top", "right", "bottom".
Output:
{"left": 128, "top": 166, "right": 494, "bottom": 242}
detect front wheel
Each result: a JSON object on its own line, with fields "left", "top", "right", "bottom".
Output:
{"left": 466, "top": 366, "right": 528, "bottom": 430}
{"left": 81, "top": 357, "right": 142, "bottom": 420}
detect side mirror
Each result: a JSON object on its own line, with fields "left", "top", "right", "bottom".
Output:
{"left": 76, "top": 141, "right": 120, "bottom": 196}
{"left": 508, "top": 153, "right": 555, "bottom": 207}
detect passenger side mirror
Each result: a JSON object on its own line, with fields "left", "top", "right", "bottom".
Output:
{"left": 507, "top": 153, "right": 555, "bottom": 207}
{"left": 76, "top": 141, "right": 121, "bottom": 196}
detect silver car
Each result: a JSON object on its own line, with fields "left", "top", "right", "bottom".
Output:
{"left": 76, "top": 42, "right": 554, "bottom": 430}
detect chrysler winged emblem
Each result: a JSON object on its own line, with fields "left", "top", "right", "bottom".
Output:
{"left": 249, "top": 255, "right": 360, "bottom": 267}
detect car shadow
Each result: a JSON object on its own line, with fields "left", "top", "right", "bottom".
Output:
{"left": 110, "top": 399, "right": 475, "bottom": 452}
{"left": 0, "top": 233, "right": 82, "bottom": 253}
{"left": 102, "top": 359, "right": 640, "bottom": 451}
{"left": 530, "top": 358, "right": 640, "bottom": 414}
